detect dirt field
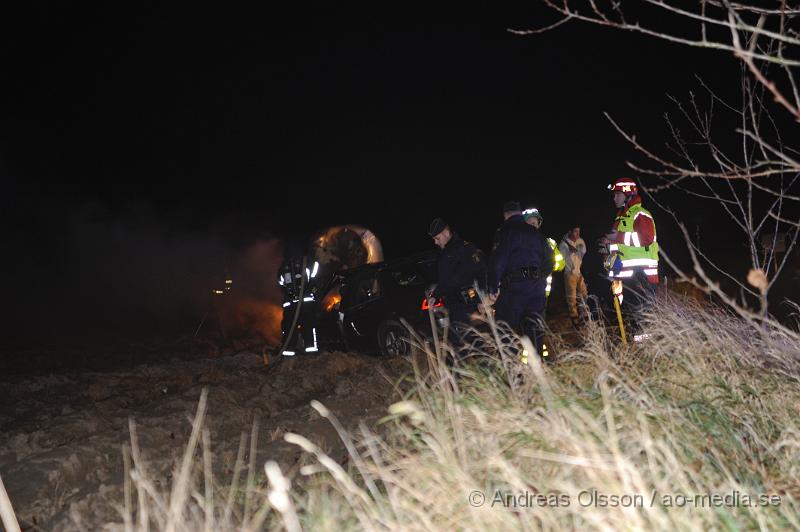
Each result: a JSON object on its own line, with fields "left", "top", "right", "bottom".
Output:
{"left": 0, "top": 346, "right": 411, "bottom": 530}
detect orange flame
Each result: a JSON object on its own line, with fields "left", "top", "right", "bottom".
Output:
{"left": 324, "top": 293, "right": 342, "bottom": 312}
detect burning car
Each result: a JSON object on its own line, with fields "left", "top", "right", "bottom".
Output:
{"left": 326, "top": 252, "right": 444, "bottom": 356}
{"left": 279, "top": 248, "right": 444, "bottom": 357}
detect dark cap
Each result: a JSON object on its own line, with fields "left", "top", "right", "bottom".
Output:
{"left": 428, "top": 217, "right": 449, "bottom": 237}
{"left": 502, "top": 200, "right": 522, "bottom": 213}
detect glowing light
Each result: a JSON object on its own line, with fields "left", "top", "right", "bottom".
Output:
{"left": 325, "top": 293, "right": 342, "bottom": 312}
{"left": 213, "top": 290, "right": 224, "bottom": 295}
{"left": 225, "top": 279, "right": 232, "bottom": 284}
{"left": 303, "top": 296, "right": 314, "bottom": 302}
{"left": 282, "top": 302, "right": 291, "bottom": 308}
{"left": 421, "top": 297, "right": 445, "bottom": 310}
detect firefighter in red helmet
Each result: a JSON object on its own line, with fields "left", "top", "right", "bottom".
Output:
{"left": 602, "top": 178, "right": 659, "bottom": 342}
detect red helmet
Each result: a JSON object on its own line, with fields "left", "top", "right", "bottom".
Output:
{"left": 608, "top": 178, "right": 638, "bottom": 195}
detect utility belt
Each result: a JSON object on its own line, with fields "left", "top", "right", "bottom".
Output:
{"left": 501, "top": 266, "right": 541, "bottom": 285}
{"left": 441, "top": 286, "right": 480, "bottom": 309}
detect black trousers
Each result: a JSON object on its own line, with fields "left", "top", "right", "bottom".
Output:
{"left": 621, "top": 270, "right": 656, "bottom": 333}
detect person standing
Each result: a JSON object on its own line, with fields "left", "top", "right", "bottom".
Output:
{"left": 427, "top": 217, "right": 486, "bottom": 328}
{"left": 602, "top": 178, "right": 659, "bottom": 339}
{"left": 522, "top": 207, "right": 565, "bottom": 298}
{"left": 488, "top": 201, "right": 554, "bottom": 356}
{"left": 559, "top": 226, "right": 588, "bottom": 326}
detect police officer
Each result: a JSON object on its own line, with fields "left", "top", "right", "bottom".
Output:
{"left": 427, "top": 218, "right": 487, "bottom": 327}
{"left": 488, "top": 201, "right": 554, "bottom": 355}
{"left": 522, "top": 207, "right": 565, "bottom": 298}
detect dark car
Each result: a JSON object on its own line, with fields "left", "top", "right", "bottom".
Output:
{"left": 314, "top": 251, "right": 447, "bottom": 356}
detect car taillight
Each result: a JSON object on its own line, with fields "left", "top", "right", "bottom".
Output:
{"left": 421, "top": 297, "right": 444, "bottom": 310}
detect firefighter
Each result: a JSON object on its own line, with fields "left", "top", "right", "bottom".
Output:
{"left": 488, "top": 201, "right": 554, "bottom": 357}
{"left": 278, "top": 255, "right": 322, "bottom": 355}
{"left": 522, "top": 207, "right": 565, "bottom": 298}
{"left": 602, "top": 178, "right": 659, "bottom": 340}
{"left": 427, "top": 218, "right": 487, "bottom": 328}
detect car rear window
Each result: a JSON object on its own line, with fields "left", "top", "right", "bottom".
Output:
{"left": 391, "top": 269, "right": 426, "bottom": 286}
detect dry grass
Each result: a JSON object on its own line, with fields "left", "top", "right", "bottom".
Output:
{"left": 284, "top": 294, "right": 800, "bottom": 531}
{"left": 5, "top": 292, "right": 795, "bottom": 530}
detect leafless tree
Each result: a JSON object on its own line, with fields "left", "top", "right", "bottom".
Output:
{"left": 515, "top": 1, "right": 800, "bottom": 330}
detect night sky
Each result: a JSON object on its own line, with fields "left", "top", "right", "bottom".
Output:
{"left": 1, "top": 4, "right": 755, "bottom": 342}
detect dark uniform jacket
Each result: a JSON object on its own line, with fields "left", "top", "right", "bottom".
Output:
{"left": 489, "top": 214, "right": 554, "bottom": 293}
{"left": 432, "top": 234, "right": 486, "bottom": 305}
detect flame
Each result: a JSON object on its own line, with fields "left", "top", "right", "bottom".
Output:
{"left": 325, "top": 294, "right": 341, "bottom": 312}
{"left": 322, "top": 287, "right": 342, "bottom": 312}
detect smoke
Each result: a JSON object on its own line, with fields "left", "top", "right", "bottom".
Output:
{"left": 3, "top": 199, "right": 284, "bottom": 343}
{"left": 216, "top": 240, "right": 284, "bottom": 343}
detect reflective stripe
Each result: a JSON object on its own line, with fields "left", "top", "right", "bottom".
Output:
{"left": 282, "top": 351, "right": 296, "bottom": 356}
{"left": 610, "top": 270, "right": 635, "bottom": 278}
{"left": 282, "top": 302, "right": 291, "bottom": 308}
{"left": 304, "top": 327, "right": 319, "bottom": 352}
{"left": 634, "top": 210, "right": 653, "bottom": 220}
{"left": 311, "top": 261, "right": 319, "bottom": 278}
{"left": 624, "top": 232, "right": 632, "bottom": 246}
{"left": 643, "top": 268, "right": 659, "bottom": 275}
{"left": 631, "top": 232, "right": 640, "bottom": 247}
{"left": 303, "top": 296, "right": 314, "bottom": 302}
{"left": 621, "top": 258, "right": 659, "bottom": 267}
